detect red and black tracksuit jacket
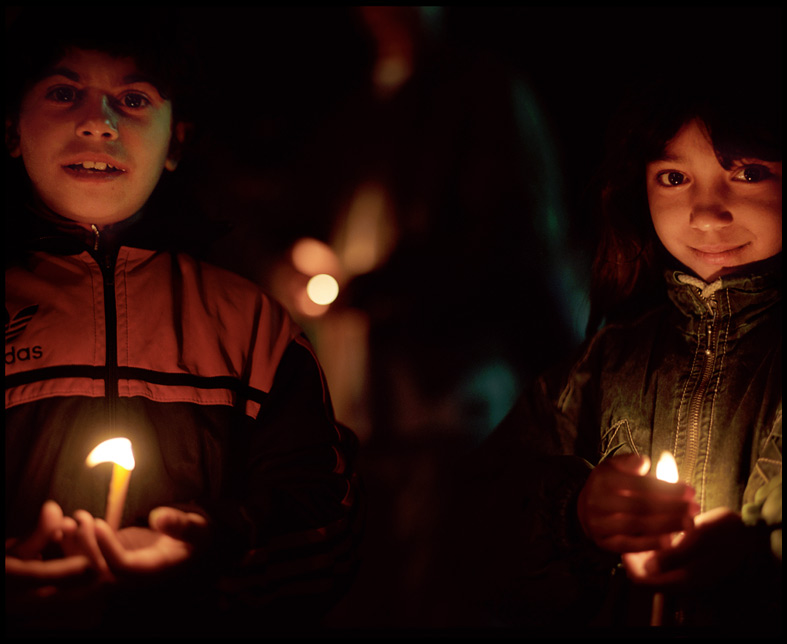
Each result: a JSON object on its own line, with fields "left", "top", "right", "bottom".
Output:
{"left": 5, "top": 216, "right": 362, "bottom": 626}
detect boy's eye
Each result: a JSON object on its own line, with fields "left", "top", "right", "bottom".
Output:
{"left": 120, "top": 92, "right": 150, "bottom": 109}
{"left": 46, "top": 86, "right": 78, "bottom": 103}
{"left": 656, "top": 171, "right": 688, "bottom": 187}
{"left": 731, "top": 164, "right": 771, "bottom": 183}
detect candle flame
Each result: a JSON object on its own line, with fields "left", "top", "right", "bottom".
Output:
{"left": 86, "top": 437, "right": 135, "bottom": 470}
{"left": 654, "top": 451, "right": 678, "bottom": 483}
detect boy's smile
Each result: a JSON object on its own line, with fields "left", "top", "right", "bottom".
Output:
{"left": 646, "top": 119, "right": 782, "bottom": 282}
{"left": 9, "top": 48, "right": 180, "bottom": 226}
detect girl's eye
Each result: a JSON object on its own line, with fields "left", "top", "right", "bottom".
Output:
{"left": 121, "top": 92, "right": 150, "bottom": 109}
{"left": 656, "top": 171, "right": 688, "bottom": 187}
{"left": 46, "top": 86, "right": 78, "bottom": 103}
{"left": 731, "top": 164, "right": 771, "bottom": 183}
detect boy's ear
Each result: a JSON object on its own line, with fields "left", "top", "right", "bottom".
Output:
{"left": 6, "top": 117, "right": 21, "bottom": 158}
{"left": 165, "top": 121, "right": 192, "bottom": 172}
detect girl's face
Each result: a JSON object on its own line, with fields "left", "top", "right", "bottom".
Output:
{"left": 646, "top": 119, "right": 782, "bottom": 282}
{"left": 9, "top": 48, "right": 181, "bottom": 226}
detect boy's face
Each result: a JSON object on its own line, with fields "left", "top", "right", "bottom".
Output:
{"left": 9, "top": 48, "right": 180, "bottom": 226}
{"left": 646, "top": 119, "right": 782, "bottom": 282}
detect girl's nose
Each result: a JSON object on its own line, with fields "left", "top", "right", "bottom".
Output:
{"left": 689, "top": 188, "right": 733, "bottom": 231}
{"left": 76, "top": 95, "right": 118, "bottom": 140}
{"left": 690, "top": 206, "right": 733, "bottom": 231}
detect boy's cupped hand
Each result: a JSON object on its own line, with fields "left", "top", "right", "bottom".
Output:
{"left": 6, "top": 502, "right": 212, "bottom": 602}
{"left": 93, "top": 506, "right": 212, "bottom": 575}
{"left": 5, "top": 501, "right": 113, "bottom": 626}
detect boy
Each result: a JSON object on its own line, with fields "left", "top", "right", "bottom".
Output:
{"left": 5, "top": 8, "right": 361, "bottom": 636}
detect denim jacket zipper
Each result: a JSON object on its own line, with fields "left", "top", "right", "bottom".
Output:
{"left": 683, "top": 293, "right": 718, "bottom": 487}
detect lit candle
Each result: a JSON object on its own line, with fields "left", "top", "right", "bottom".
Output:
{"left": 86, "top": 437, "right": 136, "bottom": 532}
{"left": 651, "top": 450, "right": 679, "bottom": 626}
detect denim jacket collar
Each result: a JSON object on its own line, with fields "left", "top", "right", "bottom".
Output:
{"left": 666, "top": 255, "right": 782, "bottom": 338}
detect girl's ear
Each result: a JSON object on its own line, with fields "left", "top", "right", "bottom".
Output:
{"left": 6, "top": 117, "right": 21, "bottom": 158}
{"left": 165, "top": 121, "right": 192, "bottom": 172}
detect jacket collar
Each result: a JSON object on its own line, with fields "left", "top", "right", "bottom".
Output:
{"left": 666, "top": 254, "right": 782, "bottom": 327}
{"left": 20, "top": 201, "right": 144, "bottom": 255}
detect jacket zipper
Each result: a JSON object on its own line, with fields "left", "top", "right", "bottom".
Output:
{"left": 683, "top": 295, "right": 717, "bottom": 487}
{"left": 91, "top": 225, "right": 119, "bottom": 424}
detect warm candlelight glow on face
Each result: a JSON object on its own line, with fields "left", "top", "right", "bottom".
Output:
{"left": 86, "top": 437, "right": 136, "bottom": 470}
{"left": 655, "top": 451, "right": 679, "bottom": 483}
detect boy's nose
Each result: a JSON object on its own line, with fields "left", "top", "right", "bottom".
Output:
{"left": 76, "top": 95, "right": 118, "bottom": 140}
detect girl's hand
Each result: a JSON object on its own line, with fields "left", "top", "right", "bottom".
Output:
{"left": 622, "top": 507, "right": 753, "bottom": 588}
{"left": 577, "top": 454, "right": 698, "bottom": 553}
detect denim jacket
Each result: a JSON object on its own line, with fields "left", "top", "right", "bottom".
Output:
{"left": 554, "top": 266, "right": 781, "bottom": 515}
{"left": 469, "top": 259, "right": 782, "bottom": 630}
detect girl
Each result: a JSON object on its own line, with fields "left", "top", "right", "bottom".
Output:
{"left": 466, "top": 72, "right": 781, "bottom": 632}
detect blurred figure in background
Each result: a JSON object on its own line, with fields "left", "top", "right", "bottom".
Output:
{"left": 282, "top": 7, "right": 585, "bottom": 442}
{"left": 203, "top": 7, "right": 586, "bottom": 441}
{"left": 188, "top": 7, "right": 585, "bottom": 627}
{"left": 253, "top": 7, "right": 585, "bottom": 627}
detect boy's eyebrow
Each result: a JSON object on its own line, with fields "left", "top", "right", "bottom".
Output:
{"left": 121, "top": 73, "right": 162, "bottom": 88}
{"left": 41, "top": 66, "right": 80, "bottom": 82}
{"left": 39, "top": 67, "right": 161, "bottom": 89}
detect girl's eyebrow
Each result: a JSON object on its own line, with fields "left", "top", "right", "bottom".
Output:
{"left": 651, "top": 152, "right": 682, "bottom": 163}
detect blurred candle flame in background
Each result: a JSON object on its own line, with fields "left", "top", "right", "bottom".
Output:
{"left": 307, "top": 273, "right": 340, "bottom": 306}
{"left": 291, "top": 237, "right": 342, "bottom": 277}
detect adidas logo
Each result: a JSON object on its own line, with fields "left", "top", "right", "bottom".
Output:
{"left": 6, "top": 304, "right": 38, "bottom": 342}
{"left": 6, "top": 304, "right": 43, "bottom": 365}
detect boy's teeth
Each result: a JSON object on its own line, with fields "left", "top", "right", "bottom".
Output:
{"left": 80, "top": 161, "right": 113, "bottom": 170}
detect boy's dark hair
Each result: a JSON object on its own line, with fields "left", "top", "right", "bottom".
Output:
{"left": 4, "top": 6, "right": 201, "bottom": 126}
{"left": 586, "top": 71, "right": 783, "bottom": 335}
